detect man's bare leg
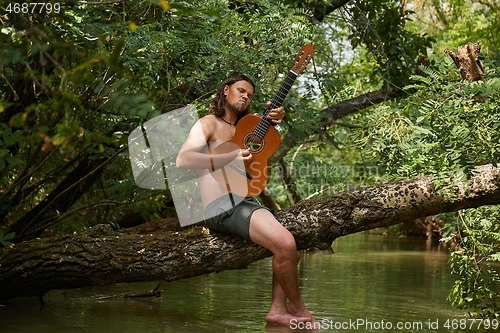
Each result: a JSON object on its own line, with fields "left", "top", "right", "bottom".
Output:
{"left": 266, "top": 264, "right": 310, "bottom": 324}
{"left": 249, "top": 209, "right": 313, "bottom": 325}
{"left": 267, "top": 251, "right": 304, "bottom": 318}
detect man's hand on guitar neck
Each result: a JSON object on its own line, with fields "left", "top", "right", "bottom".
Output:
{"left": 265, "top": 101, "right": 285, "bottom": 125}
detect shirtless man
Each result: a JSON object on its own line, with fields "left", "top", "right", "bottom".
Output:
{"left": 176, "top": 74, "right": 313, "bottom": 325}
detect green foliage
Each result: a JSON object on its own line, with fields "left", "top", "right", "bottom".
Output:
{"left": 444, "top": 207, "right": 500, "bottom": 318}
{"left": 346, "top": 1, "right": 500, "bottom": 316}
{"left": 269, "top": 120, "right": 387, "bottom": 208}
{"left": 1, "top": 0, "right": 498, "bottom": 314}
{"left": 0, "top": 0, "right": 317, "bottom": 237}
{"left": 0, "top": 228, "right": 15, "bottom": 247}
{"left": 352, "top": 48, "right": 500, "bottom": 316}
{"left": 0, "top": 128, "right": 24, "bottom": 171}
{"left": 353, "top": 57, "right": 500, "bottom": 196}
{"left": 288, "top": 147, "right": 383, "bottom": 199}
{"left": 346, "top": 0, "right": 434, "bottom": 87}
{"left": 409, "top": 0, "right": 500, "bottom": 62}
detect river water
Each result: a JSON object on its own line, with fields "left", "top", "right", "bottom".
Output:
{"left": 0, "top": 233, "right": 491, "bottom": 332}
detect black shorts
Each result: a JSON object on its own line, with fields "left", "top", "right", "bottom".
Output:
{"left": 203, "top": 195, "right": 271, "bottom": 241}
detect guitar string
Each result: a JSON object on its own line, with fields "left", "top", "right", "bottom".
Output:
{"left": 248, "top": 72, "right": 297, "bottom": 146}
{"left": 249, "top": 87, "right": 292, "bottom": 142}
{"left": 255, "top": 75, "right": 295, "bottom": 133}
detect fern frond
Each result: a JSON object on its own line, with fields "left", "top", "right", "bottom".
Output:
{"left": 417, "top": 65, "right": 442, "bottom": 81}
{"left": 409, "top": 74, "right": 432, "bottom": 86}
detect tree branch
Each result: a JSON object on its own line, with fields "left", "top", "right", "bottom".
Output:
{"left": 320, "top": 87, "right": 399, "bottom": 127}
{"left": 301, "top": 0, "right": 352, "bottom": 22}
{"left": 1, "top": 164, "right": 498, "bottom": 300}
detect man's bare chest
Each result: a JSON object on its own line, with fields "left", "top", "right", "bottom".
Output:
{"left": 209, "top": 123, "right": 236, "bottom": 143}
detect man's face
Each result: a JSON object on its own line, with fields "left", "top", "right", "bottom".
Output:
{"left": 223, "top": 80, "right": 254, "bottom": 114}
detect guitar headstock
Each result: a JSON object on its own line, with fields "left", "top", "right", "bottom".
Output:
{"left": 290, "top": 44, "right": 314, "bottom": 75}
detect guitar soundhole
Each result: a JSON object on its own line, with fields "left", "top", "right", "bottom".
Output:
{"left": 243, "top": 132, "right": 265, "bottom": 153}
{"left": 248, "top": 141, "right": 261, "bottom": 150}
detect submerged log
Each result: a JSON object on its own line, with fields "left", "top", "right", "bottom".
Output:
{"left": 0, "top": 164, "right": 499, "bottom": 300}
{"left": 124, "top": 281, "right": 162, "bottom": 298}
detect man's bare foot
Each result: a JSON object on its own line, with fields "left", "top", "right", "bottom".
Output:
{"left": 265, "top": 310, "right": 311, "bottom": 326}
{"left": 286, "top": 302, "right": 316, "bottom": 323}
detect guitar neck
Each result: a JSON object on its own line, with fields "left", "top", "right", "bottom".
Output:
{"left": 254, "top": 70, "right": 298, "bottom": 139}
{"left": 263, "top": 70, "right": 298, "bottom": 117}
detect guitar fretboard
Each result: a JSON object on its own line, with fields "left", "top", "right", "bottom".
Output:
{"left": 252, "top": 70, "right": 298, "bottom": 140}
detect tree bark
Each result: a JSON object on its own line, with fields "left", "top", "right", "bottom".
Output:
{"left": 444, "top": 42, "right": 485, "bottom": 82}
{"left": 1, "top": 164, "right": 499, "bottom": 300}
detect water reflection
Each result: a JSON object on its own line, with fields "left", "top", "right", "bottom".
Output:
{"left": 1, "top": 233, "right": 472, "bottom": 332}
{"left": 265, "top": 322, "right": 317, "bottom": 333}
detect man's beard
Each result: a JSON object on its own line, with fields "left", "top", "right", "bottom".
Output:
{"left": 227, "top": 100, "right": 247, "bottom": 114}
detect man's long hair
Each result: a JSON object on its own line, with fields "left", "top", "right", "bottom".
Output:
{"left": 209, "top": 74, "right": 255, "bottom": 121}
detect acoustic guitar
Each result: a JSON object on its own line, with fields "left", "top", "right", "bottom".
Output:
{"left": 210, "top": 44, "right": 314, "bottom": 197}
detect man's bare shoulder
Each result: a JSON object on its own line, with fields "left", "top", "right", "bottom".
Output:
{"left": 196, "top": 114, "right": 217, "bottom": 131}
{"left": 199, "top": 113, "right": 217, "bottom": 124}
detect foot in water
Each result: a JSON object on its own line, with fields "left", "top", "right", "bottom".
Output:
{"left": 265, "top": 310, "right": 312, "bottom": 326}
{"left": 266, "top": 302, "right": 315, "bottom": 326}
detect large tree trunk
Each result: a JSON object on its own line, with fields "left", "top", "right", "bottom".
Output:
{"left": 1, "top": 164, "right": 498, "bottom": 301}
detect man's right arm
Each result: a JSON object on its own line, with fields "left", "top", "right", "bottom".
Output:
{"left": 176, "top": 118, "right": 239, "bottom": 171}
